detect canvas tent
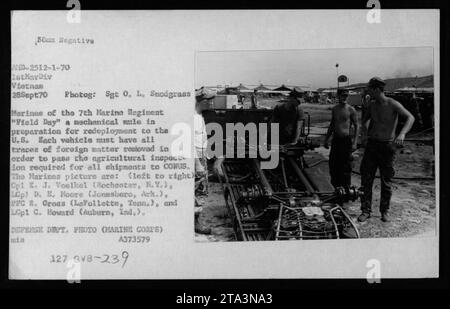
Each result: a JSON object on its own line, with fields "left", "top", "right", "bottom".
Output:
{"left": 273, "top": 85, "right": 292, "bottom": 92}
{"left": 254, "top": 84, "right": 272, "bottom": 92}
{"left": 236, "top": 83, "right": 249, "bottom": 90}
{"left": 236, "top": 83, "right": 253, "bottom": 93}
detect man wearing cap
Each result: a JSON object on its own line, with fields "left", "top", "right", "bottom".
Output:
{"left": 324, "top": 88, "right": 358, "bottom": 197}
{"left": 270, "top": 87, "right": 305, "bottom": 145}
{"left": 194, "top": 88, "right": 214, "bottom": 235}
{"left": 358, "top": 77, "right": 415, "bottom": 222}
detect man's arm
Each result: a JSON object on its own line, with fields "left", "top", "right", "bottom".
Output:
{"left": 324, "top": 109, "right": 334, "bottom": 149}
{"left": 392, "top": 99, "right": 415, "bottom": 145}
{"left": 349, "top": 106, "right": 359, "bottom": 150}
{"left": 292, "top": 106, "right": 305, "bottom": 144}
{"left": 360, "top": 102, "right": 371, "bottom": 145}
{"left": 293, "top": 120, "right": 304, "bottom": 144}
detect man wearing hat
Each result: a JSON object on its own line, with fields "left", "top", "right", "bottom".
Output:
{"left": 270, "top": 87, "right": 305, "bottom": 145}
{"left": 194, "top": 88, "right": 214, "bottom": 234}
{"left": 324, "top": 88, "right": 359, "bottom": 198}
{"left": 358, "top": 77, "right": 415, "bottom": 222}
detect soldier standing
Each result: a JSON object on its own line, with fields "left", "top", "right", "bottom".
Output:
{"left": 324, "top": 89, "right": 359, "bottom": 196}
{"left": 358, "top": 77, "right": 415, "bottom": 222}
{"left": 270, "top": 87, "right": 305, "bottom": 145}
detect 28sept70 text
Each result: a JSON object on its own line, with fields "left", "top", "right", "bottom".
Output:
{"left": 176, "top": 293, "right": 273, "bottom": 306}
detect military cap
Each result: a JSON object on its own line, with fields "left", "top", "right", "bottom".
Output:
{"left": 368, "top": 77, "right": 386, "bottom": 88}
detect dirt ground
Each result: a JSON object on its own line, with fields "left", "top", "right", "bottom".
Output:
{"left": 195, "top": 102, "right": 436, "bottom": 242}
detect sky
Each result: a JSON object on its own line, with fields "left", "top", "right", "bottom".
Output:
{"left": 195, "top": 47, "right": 434, "bottom": 90}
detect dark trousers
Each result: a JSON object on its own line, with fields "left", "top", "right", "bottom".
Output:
{"left": 360, "top": 139, "right": 396, "bottom": 214}
{"left": 329, "top": 136, "right": 353, "bottom": 189}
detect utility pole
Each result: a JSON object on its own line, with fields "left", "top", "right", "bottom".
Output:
{"left": 336, "top": 63, "right": 339, "bottom": 91}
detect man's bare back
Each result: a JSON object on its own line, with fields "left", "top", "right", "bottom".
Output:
{"left": 331, "top": 103, "right": 357, "bottom": 138}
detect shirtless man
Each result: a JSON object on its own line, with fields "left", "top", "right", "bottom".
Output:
{"left": 271, "top": 87, "right": 305, "bottom": 145}
{"left": 358, "top": 77, "right": 415, "bottom": 222}
{"left": 324, "top": 89, "right": 359, "bottom": 195}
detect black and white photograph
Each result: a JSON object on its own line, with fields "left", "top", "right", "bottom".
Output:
{"left": 5, "top": 6, "right": 444, "bottom": 284}
{"left": 194, "top": 48, "right": 436, "bottom": 241}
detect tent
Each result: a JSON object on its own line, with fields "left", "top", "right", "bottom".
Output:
{"left": 273, "top": 84, "right": 292, "bottom": 92}
{"left": 236, "top": 83, "right": 250, "bottom": 91}
{"left": 236, "top": 83, "right": 253, "bottom": 93}
{"left": 254, "top": 84, "right": 272, "bottom": 92}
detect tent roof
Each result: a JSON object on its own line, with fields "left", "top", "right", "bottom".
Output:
{"left": 236, "top": 83, "right": 250, "bottom": 90}
{"left": 254, "top": 84, "right": 271, "bottom": 91}
{"left": 273, "top": 85, "right": 292, "bottom": 91}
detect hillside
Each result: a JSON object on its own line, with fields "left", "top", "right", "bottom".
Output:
{"left": 383, "top": 75, "right": 434, "bottom": 91}
{"left": 328, "top": 75, "right": 434, "bottom": 92}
